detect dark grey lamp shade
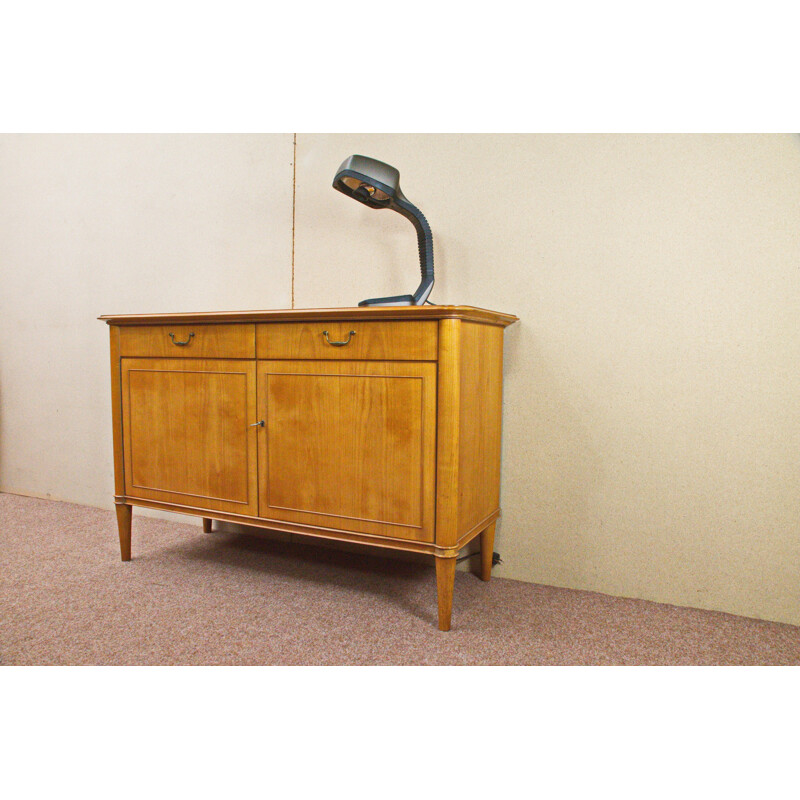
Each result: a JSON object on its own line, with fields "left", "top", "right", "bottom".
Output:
{"left": 333, "top": 155, "right": 434, "bottom": 306}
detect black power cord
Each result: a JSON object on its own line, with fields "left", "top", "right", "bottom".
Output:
{"left": 456, "top": 551, "right": 502, "bottom": 566}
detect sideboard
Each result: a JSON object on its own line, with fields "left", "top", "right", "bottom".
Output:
{"left": 100, "top": 306, "right": 518, "bottom": 630}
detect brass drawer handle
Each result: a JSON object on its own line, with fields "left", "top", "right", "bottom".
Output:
{"left": 169, "top": 332, "right": 195, "bottom": 346}
{"left": 322, "top": 330, "right": 356, "bottom": 347}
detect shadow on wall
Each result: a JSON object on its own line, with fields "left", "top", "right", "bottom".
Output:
{"left": 497, "top": 321, "right": 606, "bottom": 586}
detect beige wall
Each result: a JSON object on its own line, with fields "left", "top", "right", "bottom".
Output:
{"left": 296, "top": 134, "right": 800, "bottom": 626}
{"left": 2, "top": 133, "right": 799, "bottom": 626}
{"left": 0, "top": 134, "right": 294, "bottom": 513}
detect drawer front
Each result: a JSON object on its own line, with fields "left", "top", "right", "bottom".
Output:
{"left": 119, "top": 324, "right": 255, "bottom": 359}
{"left": 257, "top": 320, "right": 438, "bottom": 361}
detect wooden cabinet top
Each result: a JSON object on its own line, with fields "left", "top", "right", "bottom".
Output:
{"left": 99, "top": 305, "right": 518, "bottom": 328}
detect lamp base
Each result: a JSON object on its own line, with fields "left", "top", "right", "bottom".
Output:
{"left": 358, "top": 294, "right": 416, "bottom": 307}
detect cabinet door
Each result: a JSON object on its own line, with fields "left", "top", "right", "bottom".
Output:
{"left": 121, "top": 358, "right": 258, "bottom": 515}
{"left": 258, "top": 360, "right": 436, "bottom": 542}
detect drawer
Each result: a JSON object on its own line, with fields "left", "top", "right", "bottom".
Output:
{"left": 119, "top": 324, "right": 255, "bottom": 359}
{"left": 257, "top": 320, "right": 438, "bottom": 361}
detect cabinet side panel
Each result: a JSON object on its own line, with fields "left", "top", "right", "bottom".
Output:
{"left": 457, "top": 322, "right": 504, "bottom": 536}
{"left": 109, "top": 325, "right": 125, "bottom": 498}
{"left": 435, "top": 319, "right": 462, "bottom": 547}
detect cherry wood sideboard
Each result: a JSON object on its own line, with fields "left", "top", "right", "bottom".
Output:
{"left": 100, "top": 306, "right": 518, "bottom": 630}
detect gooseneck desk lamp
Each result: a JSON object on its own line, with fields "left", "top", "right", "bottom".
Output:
{"left": 333, "top": 155, "right": 434, "bottom": 306}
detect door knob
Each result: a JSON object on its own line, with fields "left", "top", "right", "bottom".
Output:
{"left": 250, "top": 420, "right": 265, "bottom": 427}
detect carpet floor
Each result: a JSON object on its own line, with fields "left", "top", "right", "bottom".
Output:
{"left": 1, "top": 492, "right": 798, "bottom": 665}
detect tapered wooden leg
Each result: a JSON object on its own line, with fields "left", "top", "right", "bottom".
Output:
{"left": 480, "top": 522, "right": 496, "bottom": 582}
{"left": 202, "top": 518, "right": 212, "bottom": 533}
{"left": 435, "top": 556, "right": 457, "bottom": 631}
{"left": 115, "top": 503, "right": 132, "bottom": 562}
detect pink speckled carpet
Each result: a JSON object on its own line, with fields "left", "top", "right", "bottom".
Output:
{"left": 1, "top": 492, "right": 798, "bottom": 665}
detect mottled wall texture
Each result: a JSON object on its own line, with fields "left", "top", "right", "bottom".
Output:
{"left": 2, "top": 133, "right": 798, "bottom": 625}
